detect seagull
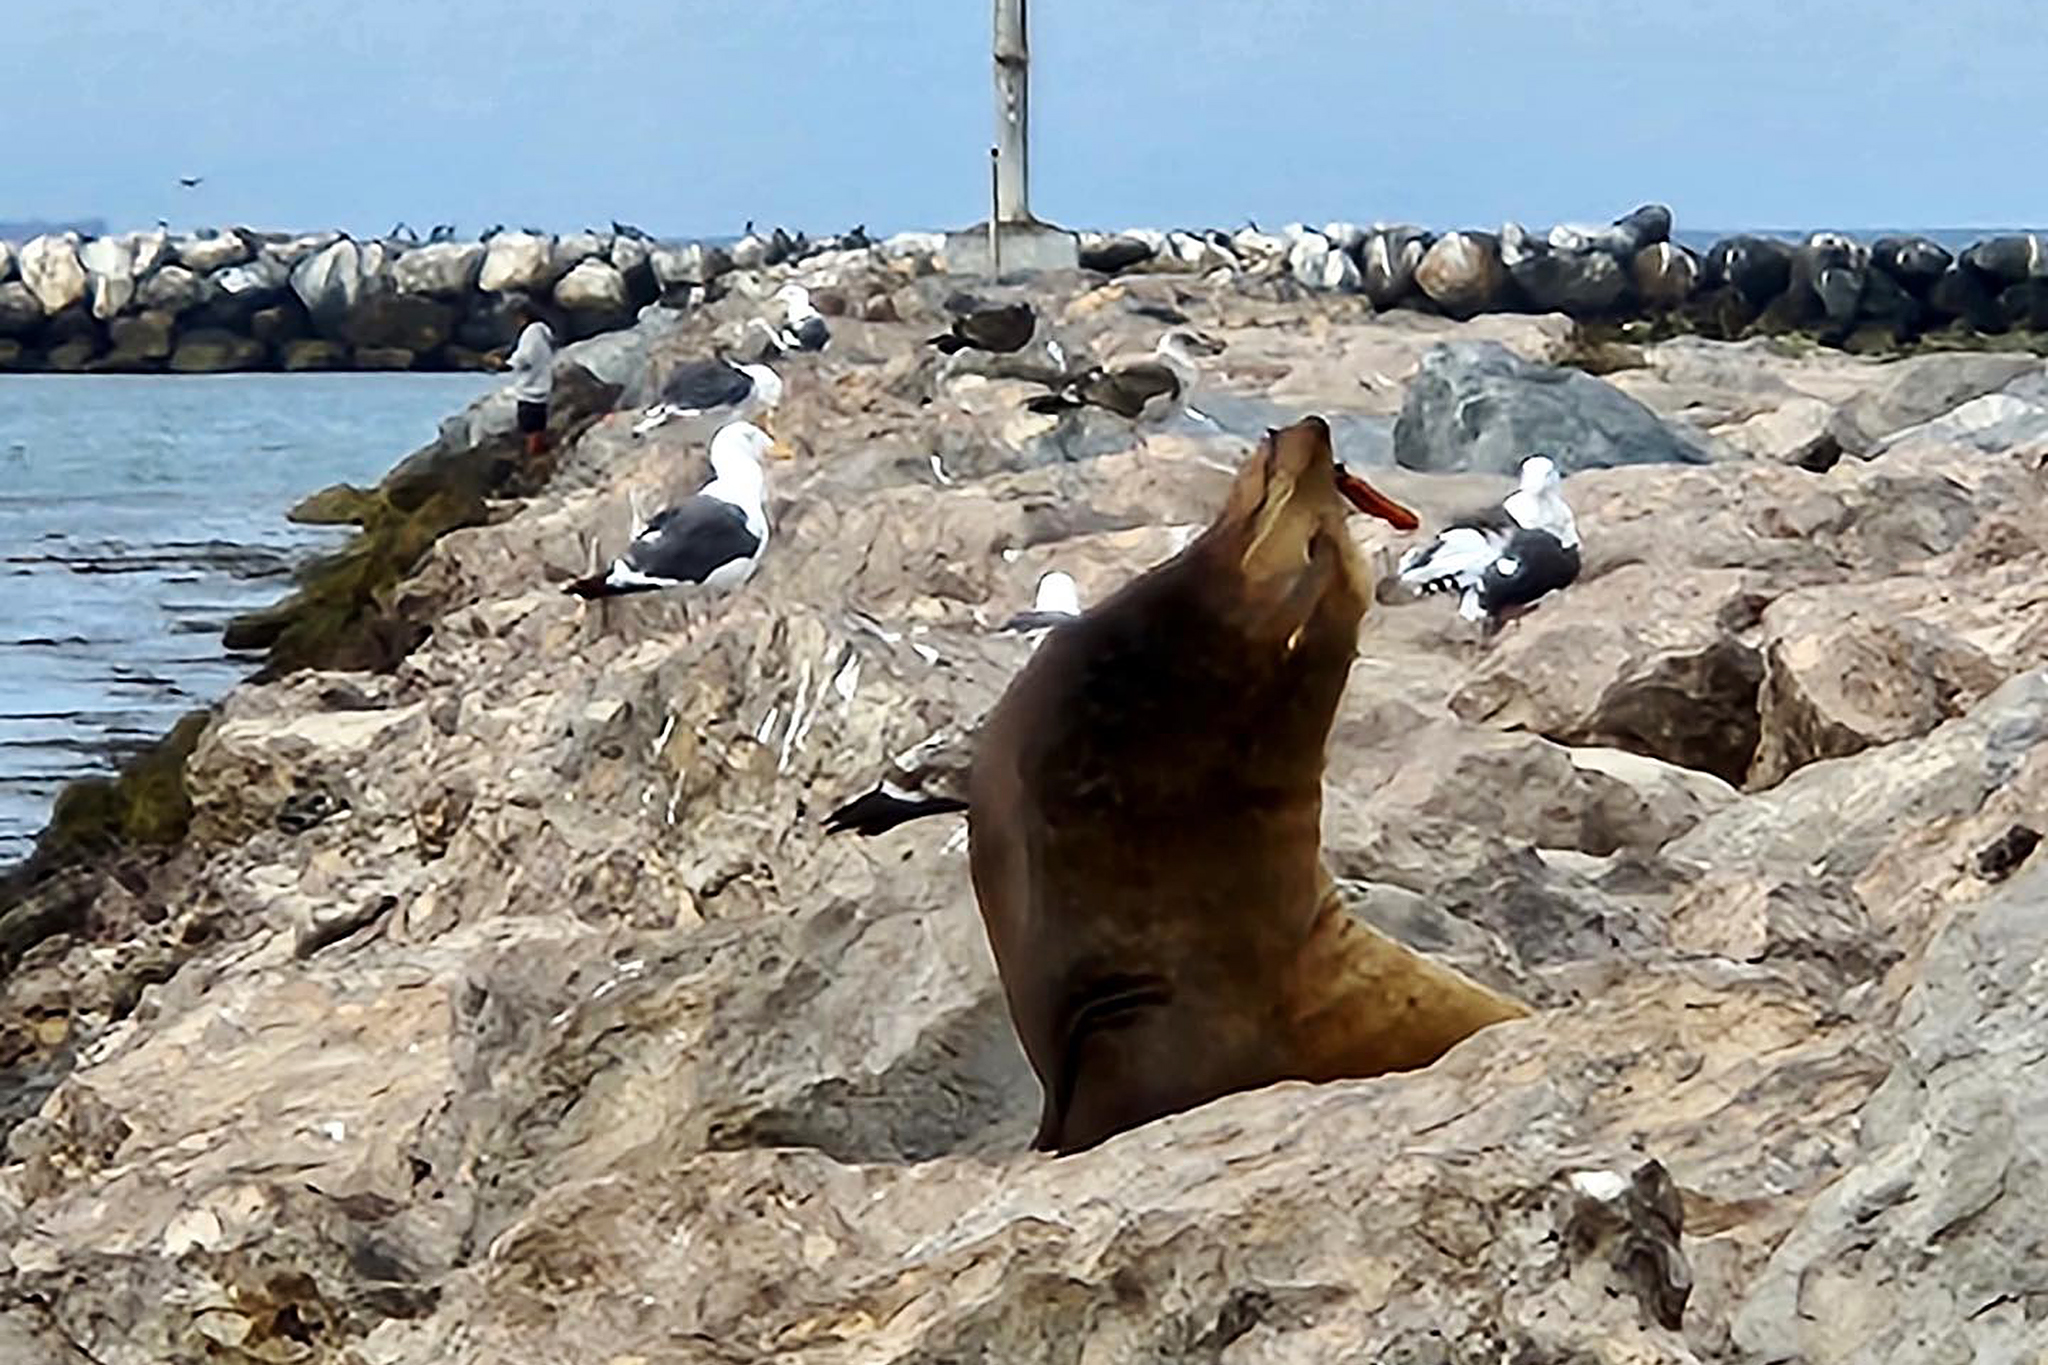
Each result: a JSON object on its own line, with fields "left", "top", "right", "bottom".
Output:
{"left": 631, "top": 359, "right": 784, "bottom": 437}
{"left": 997, "top": 570, "right": 1083, "bottom": 634}
{"left": 1394, "top": 455, "right": 1582, "bottom": 636}
{"left": 772, "top": 284, "right": 831, "bottom": 353}
{"left": 822, "top": 723, "right": 977, "bottom": 837}
{"left": 563, "top": 421, "right": 789, "bottom": 602}
{"left": 177, "top": 175, "right": 204, "bottom": 189}
{"left": 1025, "top": 329, "right": 1225, "bottom": 428}
{"left": 927, "top": 301, "right": 1036, "bottom": 355}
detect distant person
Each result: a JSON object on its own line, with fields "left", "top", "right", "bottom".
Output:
{"left": 505, "top": 304, "right": 555, "bottom": 457}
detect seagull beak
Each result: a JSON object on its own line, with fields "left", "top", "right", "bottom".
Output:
{"left": 1334, "top": 466, "right": 1419, "bottom": 530}
{"left": 768, "top": 436, "right": 795, "bottom": 460}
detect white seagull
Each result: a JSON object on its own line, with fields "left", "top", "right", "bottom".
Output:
{"left": 631, "top": 359, "right": 784, "bottom": 438}
{"left": 565, "top": 421, "right": 790, "bottom": 601}
{"left": 772, "top": 283, "right": 831, "bottom": 353}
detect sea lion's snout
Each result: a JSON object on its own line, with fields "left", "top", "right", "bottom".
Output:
{"left": 1334, "top": 467, "right": 1419, "bottom": 530}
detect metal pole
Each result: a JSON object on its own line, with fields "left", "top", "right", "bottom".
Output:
{"left": 988, "top": 147, "right": 1002, "bottom": 281}
{"left": 993, "top": 0, "right": 1029, "bottom": 224}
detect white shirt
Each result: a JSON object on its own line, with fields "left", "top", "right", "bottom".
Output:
{"left": 507, "top": 321, "right": 554, "bottom": 403}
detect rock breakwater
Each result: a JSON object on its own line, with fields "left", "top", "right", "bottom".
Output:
{"left": 2, "top": 252, "right": 2047, "bottom": 1361}
{"left": 2, "top": 208, "right": 2044, "bottom": 374}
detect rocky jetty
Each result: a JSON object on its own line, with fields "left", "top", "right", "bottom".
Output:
{"left": 2, "top": 254, "right": 2048, "bottom": 1362}
{"left": 2, "top": 209, "right": 2045, "bottom": 374}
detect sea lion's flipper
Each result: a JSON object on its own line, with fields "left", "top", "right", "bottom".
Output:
{"left": 1282, "top": 885, "right": 1531, "bottom": 1083}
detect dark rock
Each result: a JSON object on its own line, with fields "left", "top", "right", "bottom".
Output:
{"left": 0, "top": 281, "right": 44, "bottom": 336}
{"left": 44, "top": 337, "right": 98, "bottom": 372}
{"left": 195, "top": 258, "right": 290, "bottom": 329}
{"left": 1078, "top": 236, "right": 1156, "bottom": 275}
{"left": 1959, "top": 234, "right": 2043, "bottom": 287}
{"left": 2000, "top": 280, "right": 2048, "bottom": 331}
{"left": 282, "top": 339, "right": 350, "bottom": 371}
{"left": 1630, "top": 242, "right": 1699, "bottom": 309}
{"left": 353, "top": 346, "right": 418, "bottom": 371}
{"left": 1393, "top": 339, "right": 1714, "bottom": 475}
{"left": 1788, "top": 233, "right": 1869, "bottom": 332}
{"left": 105, "top": 310, "right": 175, "bottom": 363}
{"left": 1870, "top": 236, "right": 1953, "bottom": 299}
{"left": 1854, "top": 267, "right": 1922, "bottom": 339}
{"left": 342, "top": 295, "right": 456, "bottom": 354}
{"left": 1359, "top": 226, "right": 1431, "bottom": 307}
{"left": 1549, "top": 203, "right": 1672, "bottom": 258}
{"left": 250, "top": 301, "right": 311, "bottom": 346}
{"left": 1927, "top": 265, "right": 2007, "bottom": 332}
{"left": 169, "top": 328, "right": 267, "bottom": 373}
{"left": 1974, "top": 824, "right": 2041, "bottom": 881}
{"left": 457, "top": 292, "right": 560, "bottom": 353}
{"left": 1500, "top": 224, "right": 1630, "bottom": 315}
{"left": 1703, "top": 235, "right": 1795, "bottom": 309}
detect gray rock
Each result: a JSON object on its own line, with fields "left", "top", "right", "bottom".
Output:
{"left": 172, "top": 231, "right": 253, "bottom": 273}
{"left": 393, "top": 242, "right": 484, "bottom": 298}
{"left": 0, "top": 281, "right": 45, "bottom": 336}
{"left": 477, "top": 232, "right": 556, "bottom": 293}
{"left": 290, "top": 239, "right": 379, "bottom": 336}
{"left": 340, "top": 294, "right": 455, "bottom": 354}
{"left": 550, "top": 231, "right": 606, "bottom": 275}
{"left": 649, "top": 241, "right": 730, "bottom": 290}
{"left": 168, "top": 327, "right": 267, "bottom": 373}
{"left": 78, "top": 236, "right": 136, "bottom": 319}
{"left": 1393, "top": 339, "right": 1715, "bottom": 474}
{"left": 1414, "top": 231, "right": 1506, "bottom": 316}
{"left": 1832, "top": 352, "right": 2041, "bottom": 453}
{"left": 262, "top": 231, "right": 342, "bottom": 269}
{"left": 0, "top": 240, "right": 14, "bottom": 283}
{"left": 19, "top": 234, "right": 87, "bottom": 313}
{"left": 105, "top": 309, "right": 176, "bottom": 363}
{"left": 552, "top": 258, "right": 629, "bottom": 313}
{"left": 136, "top": 264, "right": 204, "bottom": 314}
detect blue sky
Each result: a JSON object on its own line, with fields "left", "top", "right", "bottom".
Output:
{"left": 8, "top": 0, "right": 2044, "bottom": 239}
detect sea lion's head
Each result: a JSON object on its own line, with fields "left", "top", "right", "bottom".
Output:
{"left": 1203, "top": 415, "right": 1418, "bottom": 646}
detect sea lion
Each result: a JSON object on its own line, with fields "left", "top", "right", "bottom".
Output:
{"left": 967, "top": 416, "right": 1531, "bottom": 1156}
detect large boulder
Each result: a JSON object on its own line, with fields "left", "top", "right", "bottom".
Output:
{"left": 78, "top": 236, "right": 136, "bottom": 319}
{"left": 104, "top": 309, "right": 177, "bottom": 365}
{"left": 0, "top": 281, "right": 45, "bottom": 336}
{"left": 1414, "top": 230, "right": 1506, "bottom": 316}
{"left": 1359, "top": 226, "right": 1430, "bottom": 307}
{"left": 1747, "top": 568, "right": 2030, "bottom": 788}
{"left": 550, "top": 231, "right": 606, "bottom": 275}
{"left": 1830, "top": 352, "right": 2040, "bottom": 454}
{"left": 1702, "top": 234, "right": 1795, "bottom": 309}
{"left": 290, "top": 239, "right": 387, "bottom": 337}
{"left": 649, "top": 241, "right": 731, "bottom": 291}
{"left": 1499, "top": 224, "right": 1630, "bottom": 315}
{"left": 172, "top": 230, "right": 253, "bottom": 273}
{"left": 552, "top": 257, "right": 629, "bottom": 314}
{"left": 478, "top": 232, "right": 556, "bottom": 293}
{"left": 1630, "top": 241, "right": 1699, "bottom": 309}
{"left": 168, "top": 327, "right": 267, "bottom": 373}
{"left": 198, "top": 257, "right": 291, "bottom": 329}
{"left": 1447, "top": 564, "right": 1768, "bottom": 785}
{"left": 341, "top": 293, "right": 456, "bottom": 354}
{"left": 19, "top": 234, "right": 87, "bottom": 313}
{"left": 393, "top": 242, "right": 484, "bottom": 298}
{"left": 1393, "top": 339, "right": 1716, "bottom": 475}
{"left": 136, "top": 264, "right": 205, "bottom": 315}
{"left": 0, "top": 240, "right": 14, "bottom": 282}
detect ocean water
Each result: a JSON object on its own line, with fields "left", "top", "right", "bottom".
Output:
{"left": 0, "top": 372, "right": 500, "bottom": 867}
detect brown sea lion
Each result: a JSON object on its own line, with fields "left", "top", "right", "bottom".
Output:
{"left": 966, "top": 415, "right": 1531, "bottom": 1156}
